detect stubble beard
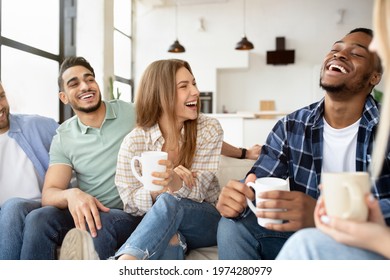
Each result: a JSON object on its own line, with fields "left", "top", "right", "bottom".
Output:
{"left": 72, "top": 95, "right": 102, "bottom": 113}
{"left": 319, "top": 72, "right": 372, "bottom": 96}
{"left": 0, "top": 110, "right": 10, "bottom": 132}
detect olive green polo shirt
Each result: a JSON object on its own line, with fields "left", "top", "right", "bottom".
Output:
{"left": 49, "top": 100, "right": 135, "bottom": 209}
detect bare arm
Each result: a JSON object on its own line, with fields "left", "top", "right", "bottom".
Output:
{"left": 41, "top": 164, "right": 74, "bottom": 208}
{"left": 42, "top": 164, "right": 109, "bottom": 237}
{"left": 221, "top": 142, "right": 262, "bottom": 160}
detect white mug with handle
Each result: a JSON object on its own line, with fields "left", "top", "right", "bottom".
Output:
{"left": 246, "top": 177, "right": 289, "bottom": 227}
{"left": 130, "top": 151, "right": 168, "bottom": 191}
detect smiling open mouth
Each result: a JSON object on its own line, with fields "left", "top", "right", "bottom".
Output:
{"left": 80, "top": 93, "right": 94, "bottom": 100}
{"left": 185, "top": 101, "right": 197, "bottom": 107}
{"left": 328, "top": 64, "right": 347, "bottom": 74}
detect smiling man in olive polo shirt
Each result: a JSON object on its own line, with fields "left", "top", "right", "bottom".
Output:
{"left": 19, "top": 56, "right": 142, "bottom": 260}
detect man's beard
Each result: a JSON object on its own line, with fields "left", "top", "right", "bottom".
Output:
{"left": 319, "top": 72, "right": 372, "bottom": 94}
{"left": 320, "top": 82, "right": 345, "bottom": 93}
{"left": 72, "top": 95, "right": 102, "bottom": 113}
{"left": 0, "top": 111, "right": 10, "bottom": 132}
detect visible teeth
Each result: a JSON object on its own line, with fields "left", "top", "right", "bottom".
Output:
{"left": 0, "top": 111, "right": 3, "bottom": 117}
{"left": 186, "top": 101, "right": 197, "bottom": 106}
{"left": 81, "top": 94, "right": 93, "bottom": 100}
{"left": 329, "top": 64, "right": 347, "bottom": 74}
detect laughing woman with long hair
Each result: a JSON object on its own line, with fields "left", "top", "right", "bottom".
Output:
{"left": 114, "top": 59, "right": 223, "bottom": 259}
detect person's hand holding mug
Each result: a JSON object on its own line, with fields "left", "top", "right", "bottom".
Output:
{"left": 246, "top": 177, "right": 290, "bottom": 227}
{"left": 131, "top": 151, "right": 169, "bottom": 192}
{"left": 245, "top": 176, "right": 317, "bottom": 232}
{"left": 216, "top": 173, "right": 256, "bottom": 218}
{"left": 315, "top": 191, "right": 390, "bottom": 258}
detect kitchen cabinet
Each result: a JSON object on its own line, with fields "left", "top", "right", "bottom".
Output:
{"left": 207, "top": 113, "right": 285, "bottom": 148}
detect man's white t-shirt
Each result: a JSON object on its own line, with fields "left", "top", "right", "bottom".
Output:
{"left": 322, "top": 118, "right": 360, "bottom": 173}
{"left": 0, "top": 132, "right": 41, "bottom": 207}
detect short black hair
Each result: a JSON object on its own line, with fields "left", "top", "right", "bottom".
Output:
{"left": 348, "top": 28, "right": 382, "bottom": 74}
{"left": 348, "top": 27, "right": 374, "bottom": 37}
{"left": 58, "top": 56, "right": 95, "bottom": 91}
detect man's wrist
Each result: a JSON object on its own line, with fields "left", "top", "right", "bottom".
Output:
{"left": 240, "top": 148, "right": 247, "bottom": 159}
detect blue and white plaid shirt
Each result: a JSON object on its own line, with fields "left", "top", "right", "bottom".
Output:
{"left": 247, "top": 95, "right": 390, "bottom": 223}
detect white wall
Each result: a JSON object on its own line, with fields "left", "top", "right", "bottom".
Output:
{"left": 5, "top": 0, "right": 380, "bottom": 122}
{"left": 134, "top": 0, "right": 378, "bottom": 114}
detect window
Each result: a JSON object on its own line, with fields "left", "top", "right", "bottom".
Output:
{"left": 0, "top": 0, "right": 61, "bottom": 121}
{"left": 113, "top": 0, "right": 133, "bottom": 102}
{"left": 1, "top": 46, "right": 59, "bottom": 119}
{"left": 0, "top": 0, "right": 133, "bottom": 121}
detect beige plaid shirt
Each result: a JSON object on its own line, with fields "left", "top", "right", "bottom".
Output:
{"left": 115, "top": 114, "right": 223, "bottom": 216}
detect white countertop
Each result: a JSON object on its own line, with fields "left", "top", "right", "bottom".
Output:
{"left": 206, "top": 111, "right": 289, "bottom": 119}
{"left": 206, "top": 113, "right": 254, "bottom": 118}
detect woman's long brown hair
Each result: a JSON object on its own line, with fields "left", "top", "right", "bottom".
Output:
{"left": 135, "top": 59, "right": 199, "bottom": 168}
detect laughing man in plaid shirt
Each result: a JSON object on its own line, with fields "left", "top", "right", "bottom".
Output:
{"left": 216, "top": 28, "right": 390, "bottom": 260}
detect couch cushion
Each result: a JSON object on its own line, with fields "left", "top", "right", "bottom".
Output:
{"left": 186, "top": 246, "right": 218, "bottom": 260}
{"left": 217, "top": 155, "right": 255, "bottom": 187}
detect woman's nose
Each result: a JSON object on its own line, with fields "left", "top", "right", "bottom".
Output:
{"left": 192, "top": 86, "right": 200, "bottom": 96}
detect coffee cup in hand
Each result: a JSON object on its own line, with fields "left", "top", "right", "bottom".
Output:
{"left": 130, "top": 151, "right": 168, "bottom": 191}
{"left": 246, "top": 177, "right": 289, "bottom": 227}
{"left": 321, "top": 172, "right": 371, "bottom": 222}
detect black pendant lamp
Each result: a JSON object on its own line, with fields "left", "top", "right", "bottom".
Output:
{"left": 168, "top": 39, "right": 186, "bottom": 53}
{"left": 168, "top": 3, "right": 185, "bottom": 53}
{"left": 235, "top": 36, "right": 254, "bottom": 50}
{"left": 235, "top": 0, "right": 254, "bottom": 50}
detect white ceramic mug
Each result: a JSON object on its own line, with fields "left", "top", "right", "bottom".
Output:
{"left": 321, "top": 172, "right": 371, "bottom": 222}
{"left": 130, "top": 151, "right": 168, "bottom": 191}
{"left": 246, "top": 177, "right": 289, "bottom": 227}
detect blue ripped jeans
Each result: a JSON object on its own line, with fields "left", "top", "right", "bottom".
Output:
{"left": 115, "top": 193, "right": 221, "bottom": 259}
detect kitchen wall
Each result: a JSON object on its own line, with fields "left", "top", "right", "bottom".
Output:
{"left": 134, "top": 0, "right": 380, "bottom": 114}
{"left": 4, "top": 0, "right": 379, "bottom": 121}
